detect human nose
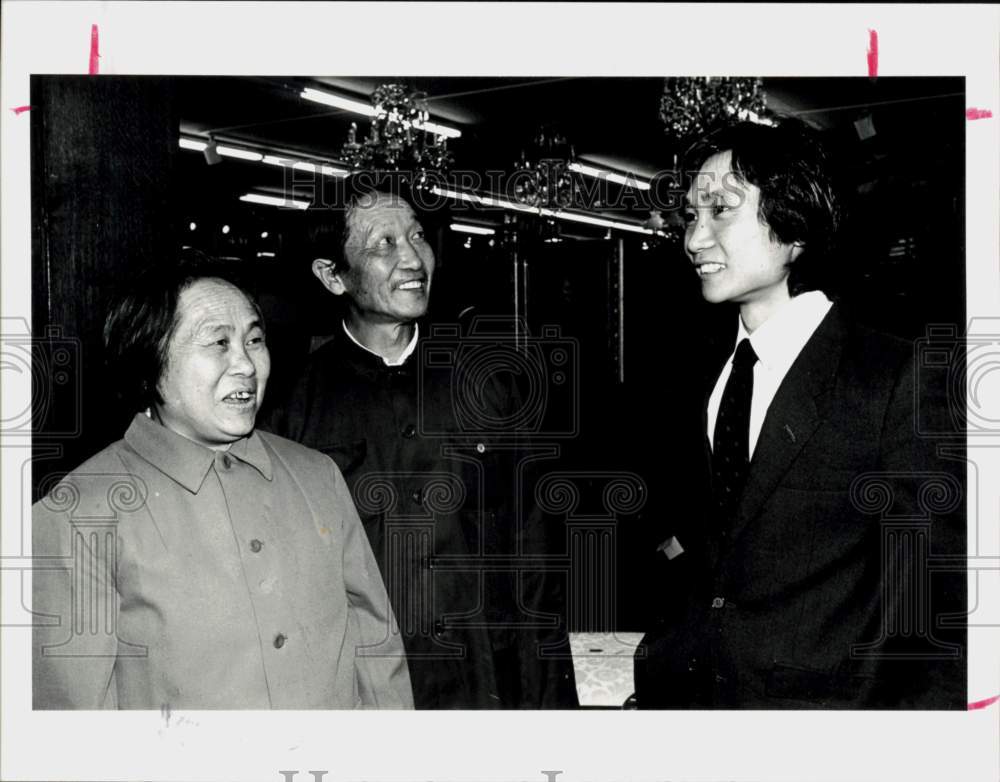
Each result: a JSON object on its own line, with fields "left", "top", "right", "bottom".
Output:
{"left": 227, "top": 343, "right": 257, "bottom": 376}
{"left": 685, "top": 210, "right": 715, "bottom": 257}
{"left": 396, "top": 237, "right": 427, "bottom": 270}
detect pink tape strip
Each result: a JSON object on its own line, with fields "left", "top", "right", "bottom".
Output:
{"left": 967, "top": 694, "right": 999, "bottom": 711}
{"left": 11, "top": 105, "right": 32, "bottom": 115}
{"left": 89, "top": 24, "right": 100, "bottom": 74}
{"left": 867, "top": 29, "right": 878, "bottom": 78}
{"left": 966, "top": 108, "right": 994, "bottom": 120}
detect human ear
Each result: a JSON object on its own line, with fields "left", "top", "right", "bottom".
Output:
{"left": 311, "top": 258, "right": 347, "bottom": 296}
{"left": 789, "top": 241, "right": 806, "bottom": 262}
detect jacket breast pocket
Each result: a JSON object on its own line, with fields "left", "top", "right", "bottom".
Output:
{"left": 319, "top": 438, "right": 367, "bottom": 477}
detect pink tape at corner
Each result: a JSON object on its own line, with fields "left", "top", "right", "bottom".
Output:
{"left": 967, "top": 694, "right": 999, "bottom": 710}
{"left": 966, "top": 108, "right": 994, "bottom": 120}
{"left": 11, "top": 106, "right": 32, "bottom": 115}
{"left": 89, "top": 24, "right": 100, "bottom": 75}
{"left": 867, "top": 29, "right": 878, "bottom": 79}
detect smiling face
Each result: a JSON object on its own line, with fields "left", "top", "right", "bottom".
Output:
{"left": 154, "top": 278, "right": 270, "bottom": 451}
{"left": 318, "top": 192, "right": 435, "bottom": 326}
{"left": 684, "top": 150, "right": 803, "bottom": 332}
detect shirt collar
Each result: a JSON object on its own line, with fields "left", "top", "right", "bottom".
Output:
{"left": 735, "top": 290, "right": 833, "bottom": 371}
{"left": 124, "top": 412, "right": 273, "bottom": 493}
{"left": 341, "top": 320, "right": 419, "bottom": 367}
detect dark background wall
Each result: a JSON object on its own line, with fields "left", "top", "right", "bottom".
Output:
{"left": 31, "top": 76, "right": 966, "bottom": 631}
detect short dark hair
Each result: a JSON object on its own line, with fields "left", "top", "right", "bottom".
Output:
{"left": 682, "top": 117, "right": 842, "bottom": 296}
{"left": 297, "top": 173, "right": 425, "bottom": 274}
{"left": 103, "top": 250, "right": 262, "bottom": 413}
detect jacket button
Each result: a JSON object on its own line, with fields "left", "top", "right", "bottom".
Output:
{"left": 476, "top": 442, "right": 486, "bottom": 454}
{"left": 250, "top": 539, "right": 263, "bottom": 553}
{"left": 711, "top": 597, "right": 725, "bottom": 609}
{"left": 411, "top": 487, "right": 423, "bottom": 505}
{"left": 402, "top": 424, "right": 417, "bottom": 439}
{"left": 273, "top": 633, "right": 286, "bottom": 649}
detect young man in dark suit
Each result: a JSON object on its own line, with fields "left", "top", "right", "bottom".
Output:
{"left": 635, "top": 120, "right": 966, "bottom": 708}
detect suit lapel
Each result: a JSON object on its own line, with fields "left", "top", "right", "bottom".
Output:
{"left": 728, "top": 306, "right": 845, "bottom": 542}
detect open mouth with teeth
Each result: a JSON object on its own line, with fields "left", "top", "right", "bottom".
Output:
{"left": 396, "top": 279, "right": 426, "bottom": 291}
{"left": 222, "top": 390, "right": 256, "bottom": 407}
{"left": 696, "top": 263, "right": 726, "bottom": 277}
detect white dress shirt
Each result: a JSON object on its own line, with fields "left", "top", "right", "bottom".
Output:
{"left": 342, "top": 321, "right": 419, "bottom": 366}
{"left": 707, "top": 291, "right": 833, "bottom": 458}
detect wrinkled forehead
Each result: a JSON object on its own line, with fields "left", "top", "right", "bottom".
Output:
{"left": 346, "top": 192, "right": 418, "bottom": 239}
{"left": 175, "top": 278, "right": 260, "bottom": 331}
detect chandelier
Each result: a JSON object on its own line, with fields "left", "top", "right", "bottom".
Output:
{"left": 659, "top": 77, "right": 768, "bottom": 142}
{"left": 512, "top": 125, "right": 575, "bottom": 211}
{"left": 340, "top": 84, "right": 454, "bottom": 184}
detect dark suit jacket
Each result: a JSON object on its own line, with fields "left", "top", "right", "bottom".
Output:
{"left": 635, "top": 305, "right": 966, "bottom": 708}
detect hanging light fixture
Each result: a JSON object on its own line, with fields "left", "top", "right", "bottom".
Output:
{"left": 512, "top": 124, "right": 574, "bottom": 211}
{"left": 659, "top": 77, "right": 769, "bottom": 143}
{"left": 339, "top": 83, "right": 456, "bottom": 187}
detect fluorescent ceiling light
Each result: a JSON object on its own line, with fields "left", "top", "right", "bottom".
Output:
{"left": 179, "top": 137, "right": 208, "bottom": 152}
{"left": 430, "top": 186, "right": 653, "bottom": 235}
{"left": 416, "top": 120, "right": 462, "bottom": 140}
{"left": 239, "top": 193, "right": 311, "bottom": 210}
{"left": 261, "top": 155, "right": 351, "bottom": 177}
{"left": 450, "top": 223, "right": 495, "bottom": 236}
{"left": 301, "top": 87, "right": 461, "bottom": 139}
{"left": 300, "top": 87, "right": 378, "bottom": 117}
{"left": 568, "top": 162, "right": 651, "bottom": 190}
{"left": 320, "top": 164, "right": 351, "bottom": 177}
{"left": 430, "top": 187, "right": 483, "bottom": 204}
{"left": 553, "top": 211, "right": 652, "bottom": 234}
{"left": 217, "top": 145, "right": 263, "bottom": 162}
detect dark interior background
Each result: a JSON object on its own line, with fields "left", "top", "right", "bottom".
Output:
{"left": 31, "top": 76, "right": 965, "bottom": 630}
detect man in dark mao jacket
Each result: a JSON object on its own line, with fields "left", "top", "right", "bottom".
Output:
{"left": 267, "top": 181, "right": 578, "bottom": 709}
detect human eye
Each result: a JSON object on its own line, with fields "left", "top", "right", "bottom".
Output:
{"left": 247, "top": 329, "right": 266, "bottom": 347}
{"left": 369, "top": 233, "right": 394, "bottom": 251}
{"left": 682, "top": 207, "right": 697, "bottom": 224}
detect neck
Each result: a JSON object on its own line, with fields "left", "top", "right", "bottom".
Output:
{"left": 739, "top": 291, "right": 793, "bottom": 334}
{"left": 344, "top": 316, "right": 415, "bottom": 363}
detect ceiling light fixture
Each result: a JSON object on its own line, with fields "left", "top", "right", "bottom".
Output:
{"left": 568, "top": 161, "right": 651, "bottom": 191}
{"left": 300, "top": 87, "right": 378, "bottom": 118}
{"left": 302, "top": 85, "right": 461, "bottom": 140}
{"left": 449, "top": 223, "right": 496, "bottom": 236}
{"left": 660, "top": 77, "right": 768, "bottom": 142}
{"left": 216, "top": 145, "right": 263, "bottom": 162}
{"left": 429, "top": 186, "right": 657, "bottom": 236}
{"left": 180, "top": 137, "right": 351, "bottom": 177}
{"left": 239, "top": 193, "right": 311, "bottom": 210}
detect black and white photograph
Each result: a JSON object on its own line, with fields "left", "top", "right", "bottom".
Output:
{"left": 2, "top": 3, "right": 998, "bottom": 782}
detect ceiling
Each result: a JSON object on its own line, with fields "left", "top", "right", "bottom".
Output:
{"left": 174, "top": 75, "right": 965, "bottom": 230}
